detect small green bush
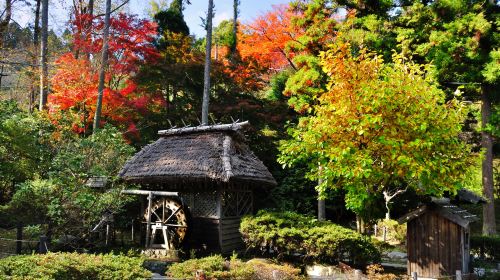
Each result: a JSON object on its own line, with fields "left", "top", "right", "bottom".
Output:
{"left": 376, "top": 219, "right": 406, "bottom": 244}
{"left": 167, "top": 255, "right": 304, "bottom": 280}
{"left": 240, "top": 211, "right": 381, "bottom": 266}
{"left": 168, "top": 255, "right": 254, "bottom": 279}
{"left": 247, "top": 259, "right": 304, "bottom": 280}
{"left": 0, "top": 252, "right": 151, "bottom": 280}
{"left": 471, "top": 235, "right": 500, "bottom": 261}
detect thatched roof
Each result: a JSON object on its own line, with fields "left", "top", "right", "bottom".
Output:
{"left": 119, "top": 122, "right": 276, "bottom": 186}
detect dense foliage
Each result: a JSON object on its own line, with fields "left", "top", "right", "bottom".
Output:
{"left": 0, "top": 116, "right": 134, "bottom": 242}
{"left": 471, "top": 235, "right": 500, "bottom": 261}
{"left": 240, "top": 211, "right": 380, "bottom": 265}
{"left": 49, "top": 13, "right": 161, "bottom": 135}
{"left": 0, "top": 252, "right": 151, "bottom": 279}
{"left": 279, "top": 42, "right": 473, "bottom": 217}
{"left": 0, "top": 101, "right": 51, "bottom": 204}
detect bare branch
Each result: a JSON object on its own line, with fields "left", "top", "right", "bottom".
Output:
{"left": 94, "top": 0, "right": 129, "bottom": 17}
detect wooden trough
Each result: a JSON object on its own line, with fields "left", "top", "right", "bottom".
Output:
{"left": 119, "top": 121, "right": 276, "bottom": 254}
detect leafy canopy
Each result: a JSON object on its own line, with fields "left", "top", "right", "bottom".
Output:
{"left": 279, "top": 42, "right": 473, "bottom": 213}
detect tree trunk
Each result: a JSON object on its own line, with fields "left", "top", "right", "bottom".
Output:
{"left": 30, "top": 0, "right": 41, "bottom": 113}
{"left": 482, "top": 84, "right": 496, "bottom": 235}
{"left": 318, "top": 165, "right": 325, "bottom": 221}
{"left": 318, "top": 199, "right": 325, "bottom": 221}
{"left": 231, "top": 0, "right": 239, "bottom": 56}
{"left": 0, "top": 0, "right": 12, "bottom": 48}
{"left": 38, "top": 0, "right": 48, "bottom": 110}
{"left": 92, "top": 0, "right": 111, "bottom": 132}
{"left": 88, "top": 0, "right": 94, "bottom": 15}
{"left": 85, "top": 0, "right": 94, "bottom": 60}
{"left": 201, "top": 0, "right": 213, "bottom": 125}
{"left": 356, "top": 215, "right": 365, "bottom": 234}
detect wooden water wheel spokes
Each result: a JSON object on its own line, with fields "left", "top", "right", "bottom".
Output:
{"left": 144, "top": 197, "right": 188, "bottom": 250}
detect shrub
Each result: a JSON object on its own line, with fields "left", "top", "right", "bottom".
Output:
{"left": 375, "top": 219, "right": 407, "bottom": 244}
{"left": 240, "top": 211, "right": 381, "bottom": 266}
{"left": 168, "top": 255, "right": 253, "bottom": 279}
{"left": 167, "top": 255, "right": 304, "bottom": 280}
{"left": 0, "top": 252, "right": 151, "bottom": 279}
{"left": 247, "top": 259, "right": 304, "bottom": 280}
{"left": 471, "top": 235, "right": 500, "bottom": 261}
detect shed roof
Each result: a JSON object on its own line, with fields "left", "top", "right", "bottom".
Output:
{"left": 456, "top": 189, "right": 487, "bottom": 204}
{"left": 398, "top": 198, "right": 479, "bottom": 228}
{"left": 119, "top": 122, "right": 277, "bottom": 186}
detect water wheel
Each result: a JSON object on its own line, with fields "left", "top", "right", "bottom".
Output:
{"left": 144, "top": 197, "right": 188, "bottom": 250}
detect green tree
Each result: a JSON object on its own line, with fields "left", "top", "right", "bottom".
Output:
{"left": 279, "top": 44, "right": 474, "bottom": 222}
{"left": 394, "top": 0, "right": 499, "bottom": 235}
{"left": 154, "top": 0, "right": 190, "bottom": 36}
{"left": 0, "top": 101, "right": 50, "bottom": 204}
{"left": 7, "top": 126, "right": 134, "bottom": 238}
{"left": 284, "top": 0, "right": 337, "bottom": 113}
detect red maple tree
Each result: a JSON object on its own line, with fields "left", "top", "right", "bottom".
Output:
{"left": 238, "top": 4, "right": 301, "bottom": 72}
{"left": 48, "top": 13, "right": 162, "bottom": 136}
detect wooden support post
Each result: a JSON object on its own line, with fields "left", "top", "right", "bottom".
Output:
{"left": 411, "top": 272, "right": 418, "bottom": 280}
{"left": 16, "top": 223, "right": 22, "bottom": 254}
{"left": 105, "top": 224, "right": 110, "bottom": 246}
{"left": 145, "top": 192, "right": 153, "bottom": 247}
{"left": 39, "top": 235, "right": 48, "bottom": 253}
{"left": 131, "top": 219, "right": 134, "bottom": 242}
{"left": 456, "top": 270, "right": 462, "bottom": 280}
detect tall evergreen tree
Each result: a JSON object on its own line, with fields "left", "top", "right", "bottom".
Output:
{"left": 154, "top": 0, "right": 190, "bottom": 36}
{"left": 394, "top": 0, "right": 499, "bottom": 235}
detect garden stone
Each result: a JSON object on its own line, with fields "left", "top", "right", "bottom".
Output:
{"left": 306, "top": 264, "right": 339, "bottom": 277}
{"left": 387, "top": 251, "right": 407, "bottom": 259}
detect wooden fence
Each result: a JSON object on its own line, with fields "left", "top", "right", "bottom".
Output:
{"left": 0, "top": 224, "right": 48, "bottom": 258}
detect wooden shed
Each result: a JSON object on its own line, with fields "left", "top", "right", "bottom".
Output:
{"left": 119, "top": 122, "right": 276, "bottom": 254}
{"left": 398, "top": 198, "right": 478, "bottom": 279}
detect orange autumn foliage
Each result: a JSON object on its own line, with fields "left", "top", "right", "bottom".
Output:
{"left": 238, "top": 4, "right": 301, "bottom": 72}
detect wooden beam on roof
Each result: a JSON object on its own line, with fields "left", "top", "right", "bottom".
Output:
{"left": 157, "top": 121, "right": 250, "bottom": 136}
{"left": 121, "top": 190, "right": 179, "bottom": 196}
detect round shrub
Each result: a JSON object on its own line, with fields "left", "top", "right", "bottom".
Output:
{"left": 240, "top": 210, "right": 381, "bottom": 266}
{"left": 0, "top": 252, "right": 151, "bottom": 280}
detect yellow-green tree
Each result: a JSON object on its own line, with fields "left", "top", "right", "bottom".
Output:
{"left": 279, "top": 43, "right": 474, "bottom": 218}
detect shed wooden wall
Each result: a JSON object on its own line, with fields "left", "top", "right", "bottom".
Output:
{"left": 407, "top": 211, "right": 463, "bottom": 278}
{"left": 220, "top": 217, "right": 245, "bottom": 254}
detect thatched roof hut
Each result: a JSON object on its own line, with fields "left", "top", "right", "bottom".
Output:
{"left": 119, "top": 122, "right": 276, "bottom": 254}
{"left": 119, "top": 121, "right": 276, "bottom": 187}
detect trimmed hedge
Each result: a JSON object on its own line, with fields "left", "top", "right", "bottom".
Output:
{"left": 0, "top": 252, "right": 151, "bottom": 280}
{"left": 240, "top": 211, "right": 380, "bottom": 265}
{"left": 471, "top": 235, "right": 500, "bottom": 261}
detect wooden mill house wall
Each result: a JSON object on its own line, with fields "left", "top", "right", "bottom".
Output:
{"left": 119, "top": 122, "right": 276, "bottom": 254}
